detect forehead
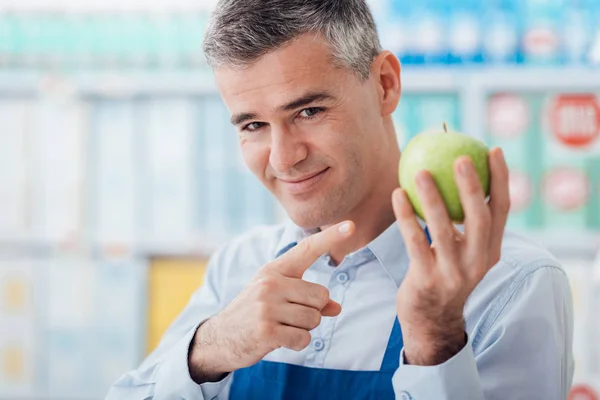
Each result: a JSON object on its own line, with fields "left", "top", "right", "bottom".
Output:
{"left": 214, "top": 34, "right": 353, "bottom": 110}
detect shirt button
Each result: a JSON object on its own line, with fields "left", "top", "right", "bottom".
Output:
{"left": 313, "top": 338, "right": 325, "bottom": 351}
{"left": 400, "top": 392, "right": 412, "bottom": 400}
{"left": 336, "top": 272, "right": 350, "bottom": 284}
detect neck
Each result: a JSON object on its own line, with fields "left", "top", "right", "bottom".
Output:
{"left": 325, "top": 147, "right": 400, "bottom": 265}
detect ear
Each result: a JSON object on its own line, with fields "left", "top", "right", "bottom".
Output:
{"left": 371, "top": 51, "right": 401, "bottom": 117}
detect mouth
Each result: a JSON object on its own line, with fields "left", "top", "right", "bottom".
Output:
{"left": 278, "top": 168, "right": 330, "bottom": 195}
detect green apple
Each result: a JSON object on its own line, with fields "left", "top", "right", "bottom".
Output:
{"left": 398, "top": 123, "right": 491, "bottom": 223}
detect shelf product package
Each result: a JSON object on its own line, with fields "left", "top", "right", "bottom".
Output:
{"left": 521, "top": 0, "right": 563, "bottom": 65}
{"left": 30, "top": 94, "right": 85, "bottom": 245}
{"left": 447, "top": 0, "right": 484, "bottom": 65}
{"left": 89, "top": 99, "right": 138, "bottom": 249}
{"left": 481, "top": 0, "right": 521, "bottom": 64}
{"left": 486, "top": 93, "right": 536, "bottom": 230}
{"left": 539, "top": 93, "right": 600, "bottom": 232}
{"left": 0, "top": 260, "right": 38, "bottom": 399}
{"left": 0, "top": 99, "right": 31, "bottom": 239}
{"left": 140, "top": 97, "right": 196, "bottom": 244}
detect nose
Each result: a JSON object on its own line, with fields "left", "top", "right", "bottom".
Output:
{"left": 268, "top": 126, "right": 308, "bottom": 174}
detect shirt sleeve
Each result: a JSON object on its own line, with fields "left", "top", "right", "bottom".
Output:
{"left": 105, "top": 246, "right": 232, "bottom": 400}
{"left": 392, "top": 265, "right": 574, "bottom": 400}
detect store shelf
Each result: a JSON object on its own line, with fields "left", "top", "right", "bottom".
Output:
{"left": 2, "top": 67, "right": 600, "bottom": 97}
{"left": 1, "top": 67, "right": 600, "bottom": 261}
{"left": 134, "top": 235, "right": 225, "bottom": 258}
{"left": 0, "top": 229, "right": 597, "bottom": 261}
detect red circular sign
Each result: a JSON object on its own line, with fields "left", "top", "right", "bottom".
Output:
{"left": 569, "top": 384, "right": 599, "bottom": 400}
{"left": 488, "top": 94, "right": 530, "bottom": 138}
{"left": 550, "top": 95, "right": 600, "bottom": 148}
{"left": 541, "top": 167, "right": 590, "bottom": 211}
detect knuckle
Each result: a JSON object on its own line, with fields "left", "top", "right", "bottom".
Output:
{"left": 419, "top": 277, "right": 436, "bottom": 294}
{"left": 409, "top": 232, "right": 427, "bottom": 249}
{"left": 259, "top": 262, "right": 275, "bottom": 273}
{"left": 257, "top": 322, "right": 275, "bottom": 340}
{"left": 439, "top": 227, "right": 456, "bottom": 241}
{"left": 446, "top": 273, "right": 465, "bottom": 293}
{"left": 466, "top": 183, "right": 480, "bottom": 196}
{"left": 483, "top": 209, "right": 493, "bottom": 224}
{"left": 417, "top": 245, "right": 432, "bottom": 259}
{"left": 256, "top": 302, "right": 273, "bottom": 320}
{"left": 464, "top": 177, "right": 482, "bottom": 195}
{"left": 256, "top": 275, "right": 278, "bottom": 296}
{"left": 292, "top": 331, "right": 312, "bottom": 351}
{"left": 472, "top": 210, "right": 492, "bottom": 229}
{"left": 296, "top": 239, "right": 312, "bottom": 256}
{"left": 301, "top": 332, "right": 312, "bottom": 349}
{"left": 260, "top": 260, "right": 282, "bottom": 275}
{"left": 314, "top": 286, "right": 330, "bottom": 305}
{"left": 307, "top": 309, "right": 322, "bottom": 329}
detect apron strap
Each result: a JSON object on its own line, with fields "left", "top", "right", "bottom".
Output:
{"left": 424, "top": 225, "right": 432, "bottom": 244}
{"left": 379, "top": 317, "right": 403, "bottom": 371}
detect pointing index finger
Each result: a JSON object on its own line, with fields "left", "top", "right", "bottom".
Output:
{"left": 272, "top": 221, "right": 355, "bottom": 278}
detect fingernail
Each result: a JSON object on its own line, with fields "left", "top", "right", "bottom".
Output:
{"left": 494, "top": 147, "right": 505, "bottom": 161}
{"left": 393, "top": 189, "right": 404, "bottom": 204}
{"left": 338, "top": 222, "right": 351, "bottom": 235}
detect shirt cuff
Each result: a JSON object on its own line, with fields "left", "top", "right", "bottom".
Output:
{"left": 393, "top": 338, "right": 484, "bottom": 400}
{"left": 154, "top": 324, "right": 232, "bottom": 400}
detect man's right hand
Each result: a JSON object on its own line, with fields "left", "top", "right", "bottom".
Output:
{"left": 188, "top": 221, "right": 355, "bottom": 383}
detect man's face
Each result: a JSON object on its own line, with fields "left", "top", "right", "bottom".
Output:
{"left": 215, "top": 34, "right": 391, "bottom": 229}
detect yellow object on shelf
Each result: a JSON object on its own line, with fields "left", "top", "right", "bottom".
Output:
{"left": 1, "top": 344, "right": 24, "bottom": 381}
{"left": 1, "top": 276, "right": 29, "bottom": 314}
{"left": 146, "top": 258, "right": 208, "bottom": 354}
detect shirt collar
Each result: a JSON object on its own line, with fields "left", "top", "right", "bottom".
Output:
{"left": 274, "top": 219, "right": 319, "bottom": 259}
{"left": 367, "top": 221, "right": 410, "bottom": 287}
{"left": 274, "top": 218, "right": 411, "bottom": 287}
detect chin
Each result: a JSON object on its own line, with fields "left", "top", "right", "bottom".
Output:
{"left": 283, "top": 201, "right": 339, "bottom": 231}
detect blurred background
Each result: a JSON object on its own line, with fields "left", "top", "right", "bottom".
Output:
{"left": 0, "top": 0, "right": 599, "bottom": 398}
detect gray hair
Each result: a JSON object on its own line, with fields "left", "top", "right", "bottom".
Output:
{"left": 203, "top": 0, "right": 382, "bottom": 80}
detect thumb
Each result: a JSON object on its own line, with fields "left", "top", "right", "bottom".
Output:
{"left": 320, "top": 299, "right": 342, "bottom": 317}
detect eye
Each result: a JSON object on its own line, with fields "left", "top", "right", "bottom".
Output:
{"left": 298, "top": 107, "right": 324, "bottom": 118}
{"left": 243, "top": 121, "right": 267, "bottom": 132}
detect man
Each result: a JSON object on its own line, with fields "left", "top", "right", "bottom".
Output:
{"left": 107, "top": 1, "right": 574, "bottom": 399}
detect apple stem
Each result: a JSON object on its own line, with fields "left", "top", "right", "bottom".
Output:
{"left": 443, "top": 122, "right": 448, "bottom": 132}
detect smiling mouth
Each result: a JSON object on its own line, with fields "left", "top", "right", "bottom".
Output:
{"left": 278, "top": 168, "right": 330, "bottom": 194}
{"left": 280, "top": 169, "right": 328, "bottom": 184}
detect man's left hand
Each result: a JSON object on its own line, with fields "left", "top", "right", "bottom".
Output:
{"left": 392, "top": 147, "right": 510, "bottom": 366}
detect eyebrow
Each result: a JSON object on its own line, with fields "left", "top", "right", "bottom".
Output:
{"left": 230, "top": 91, "right": 335, "bottom": 126}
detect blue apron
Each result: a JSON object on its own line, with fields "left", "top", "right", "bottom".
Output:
{"left": 229, "top": 317, "right": 403, "bottom": 399}
{"left": 228, "top": 227, "right": 432, "bottom": 399}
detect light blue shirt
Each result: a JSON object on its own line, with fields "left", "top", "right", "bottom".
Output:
{"left": 107, "top": 220, "right": 574, "bottom": 400}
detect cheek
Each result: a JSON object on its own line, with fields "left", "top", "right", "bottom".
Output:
{"left": 241, "top": 140, "right": 271, "bottom": 180}
{"left": 324, "top": 122, "right": 363, "bottom": 159}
